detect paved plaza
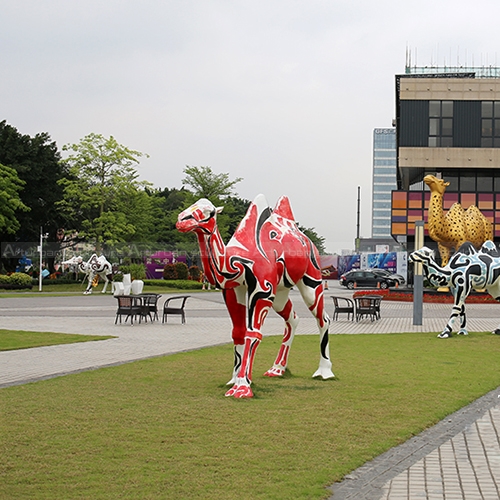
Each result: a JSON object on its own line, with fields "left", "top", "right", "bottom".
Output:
{"left": 1, "top": 286, "right": 500, "bottom": 499}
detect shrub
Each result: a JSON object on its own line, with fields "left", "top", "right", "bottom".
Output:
{"left": 188, "top": 265, "right": 202, "bottom": 281}
{"left": 174, "top": 262, "right": 189, "bottom": 280}
{"left": 143, "top": 279, "right": 204, "bottom": 290}
{"left": 0, "top": 273, "right": 33, "bottom": 289}
{"left": 163, "top": 264, "right": 177, "bottom": 280}
{"left": 119, "top": 263, "right": 146, "bottom": 281}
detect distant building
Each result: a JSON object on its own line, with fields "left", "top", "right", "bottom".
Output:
{"left": 372, "top": 128, "right": 397, "bottom": 238}
{"left": 392, "top": 65, "right": 500, "bottom": 250}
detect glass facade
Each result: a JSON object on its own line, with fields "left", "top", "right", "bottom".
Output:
{"left": 372, "top": 128, "right": 397, "bottom": 237}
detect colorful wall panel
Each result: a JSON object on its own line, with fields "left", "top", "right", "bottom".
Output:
{"left": 391, "top": 191, "right": 500, "bottom": 238}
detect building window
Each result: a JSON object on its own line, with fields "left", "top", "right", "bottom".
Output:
{"left": 429, "top": 100, "right": 453, "bottom": 147}
{"left": 481, "top": 101, "right": 500, "bottom": 147}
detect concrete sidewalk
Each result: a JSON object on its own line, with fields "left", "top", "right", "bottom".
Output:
{"left": 1, "top": 290, "right": 500, "bottom": 499}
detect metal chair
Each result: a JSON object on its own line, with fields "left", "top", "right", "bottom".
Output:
{"left": 354, "top": 296, "right": 382, "bottom": 322}
{"left": 139, "top": 293, "right": 162, "bottom": 322}
{"left": 115, "top": 295, "right": 144, "bottom": 325}
{"left": 162, "top": 295, "right": 190, "bottom": 324}
{"left": 331, "top": 296, "right": 355, "bottom": 321}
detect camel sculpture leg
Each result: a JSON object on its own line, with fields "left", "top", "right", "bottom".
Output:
{"left": 223, "top": 287, "right": 247, "bottom": 385}
{"left": 264, "top": 289, "right": 299, "bottom": 377}
{"left": 438, "top": 301, "right": 467, "bottom": 338}
{"left": 296, "top": 278, "right": 334, "bottom": 379}
{"left": 100, "top": 273, "right": 112, "bottom": 293}
{"left": 225, "top": 288, "right": 275, "bottom": 398}
{"left": 83, "top": 272, "right": 95, "bottom": 295}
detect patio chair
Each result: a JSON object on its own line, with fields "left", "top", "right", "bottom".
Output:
{"left": 331, "top": 296, "right": 355, "bottom": 321}
{"left": 115, "top": 295, "right": 144, "bottom": 325}
{"left": 354, "top": 296, "right": 382, "bottom": 322}
{"left": 139, "top": 293, "right": 162, "bottom": 322}
{"left": 162, "top": 295, "right": 190, "bottom": 324}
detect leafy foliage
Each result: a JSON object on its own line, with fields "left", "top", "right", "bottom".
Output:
{"left": 0, "top": 120, "right": 66, "bottom": 242}
{"left": 163, "top": 263, "right": 177, "bottom": 280}
{"left": 119, "top": 263, "right": 146, "bottom": 281}
{"left": 182, "top": 165, "right": 242, "bottom": 200}
{"left": 174, "top": 262, "right": 189, "bottom": 280}
{"left": 57, "top": 133, "right": 151, "bottom": 249}
{"left": 0, "top": 163, "right": 30, "bottom": 234}
{"left": 189, "top": 265, "right": 202, "bottom": 281}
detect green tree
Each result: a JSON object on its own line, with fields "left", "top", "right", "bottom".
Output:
{"left": 0, "top": 163, "right": 30, "bottom": 234}
{"left": 57, "top": 133, "right": 151, "bottom": 250}
{"left": 300, "top": 226, "right": 327, "bottom": 255}
{"left": 181, "top": 165, "right": 242, "bottom": 200}
{"left": 0, "top": 121, "right": 65, "bottom": 241}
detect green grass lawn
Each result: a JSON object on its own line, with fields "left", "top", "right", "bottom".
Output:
{"left": 0, "top": 329, "right": 115, "bottom": 351}
{"left": 1, "top": 332, "right": 499, "bottom": 499}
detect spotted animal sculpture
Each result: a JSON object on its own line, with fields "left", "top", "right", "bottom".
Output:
{"left": 425, "top": 175, "right": 493, "bottom": 267}
{"left": 409, "top": 241, "right": 500, "bottom": 338}
{"left": 62, "top": 254, "right": 113, "bottom": 294}
{"left": 176, "top": 194, "right": 335, "bottom": 398}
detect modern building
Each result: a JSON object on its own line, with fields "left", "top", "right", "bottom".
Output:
{"left": 391, "top": 65, "right": 500, "bottom": 250}
{"left": 372, "top": 128, "right": 397, "bottom": 238}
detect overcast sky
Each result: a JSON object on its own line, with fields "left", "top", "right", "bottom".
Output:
{"left": 2, "top": 1, "right": 500, "bottom": 253}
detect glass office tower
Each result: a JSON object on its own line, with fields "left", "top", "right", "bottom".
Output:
{"left": 372, "top": 128, "right": 397, "bottom": 237}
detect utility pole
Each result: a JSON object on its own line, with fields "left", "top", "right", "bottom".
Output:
{"left": 356, "top": 186, "right": 361, "bottom": 253}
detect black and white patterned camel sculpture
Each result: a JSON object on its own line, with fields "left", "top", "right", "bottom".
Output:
{"left": 410, "top": 241, "right": 500, "bottom": 338}
{"left": 62, "top": 254, "right": 113, "bottom": 294}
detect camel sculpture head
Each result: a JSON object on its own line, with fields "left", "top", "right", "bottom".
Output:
{"left": 424, "top": 174, "right": 450, "bottom": 195}
{"left": 61, "top": 256, "right": 84, "bottom": 266}
{"left": 176, "top": 198, "right": 224, "bottom": 234}
{"left": 409, "top": 246, "right": 435, "bottom": 265}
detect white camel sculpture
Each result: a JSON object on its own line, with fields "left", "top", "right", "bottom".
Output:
{"left": 62, "top": 254, "right": 113, "bottom": 295}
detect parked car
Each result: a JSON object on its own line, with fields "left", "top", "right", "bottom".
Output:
{"left": 339, "top": 270, "right": 396, "bottom": 290}
{"left": 366, "top": 268, "right": 405, "bottom": 285}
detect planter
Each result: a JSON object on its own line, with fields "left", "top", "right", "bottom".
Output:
{"left": 353, "top": 288, "right": 499, "bottom": 304}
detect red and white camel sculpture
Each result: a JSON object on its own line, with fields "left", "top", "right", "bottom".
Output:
{"left": 62, "top": 254, "right": 113, "bottom": 294}
{"left": 176, "top": 194, "right": 335, "bottom": 398}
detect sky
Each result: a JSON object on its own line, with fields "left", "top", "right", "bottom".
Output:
{"left": 2, "top": 0, "right": 500, "bottom": 253}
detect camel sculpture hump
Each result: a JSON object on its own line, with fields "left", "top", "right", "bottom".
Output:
{"left": 230, "top": 194, "right": 271, "bottom": 249}
{"left": 273, "top": 195, "right": 295, "bottom": 220}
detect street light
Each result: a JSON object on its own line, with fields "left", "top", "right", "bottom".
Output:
{"left": 38, "top": 228, "right": 49, "bottom": 292}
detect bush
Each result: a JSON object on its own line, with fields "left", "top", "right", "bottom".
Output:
{"left": 174, "top": 262, "right": 189, "bottom": 280}
{"left": 0, "top": 273, "right": 33, "bottom": 289}
{"left": 143, "top": 279, "right": 204, "bottom": 290}
{"left": 163, "top": 264, "right": 177, "bottom": 280}
{"left": 189, "top": 265, "right": 202, "bottom": 281}
{"left": 119, "top": 263, "right": 146, "bottom": 281}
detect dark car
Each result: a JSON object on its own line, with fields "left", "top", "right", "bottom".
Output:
{"left": 339, "top": 270, "right": 396, "bottom": 290}
{"left": 367, "top": 268, "right": 405, "bottom": 285}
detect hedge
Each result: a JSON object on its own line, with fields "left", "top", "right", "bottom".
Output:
{"left": 143, "top": 279, "right": 204, "bottom": 290}
{"left": 0, "top": 273, "right": 33, "bottom": 289}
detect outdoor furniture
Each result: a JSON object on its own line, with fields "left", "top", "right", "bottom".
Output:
{"left": 115, "top": 295, "right": 148, "bottom": 325}
{"left": 162, "top": 295, "right": 190, "bottom": 324}
{"left": 139, "top": 293, "right": 162, "bottom": 322}
{"left": 331, "top": 296, "right": 355, "bottom": 321}
{"left": 354, "top": 295, "right": 383, "bottom": 322}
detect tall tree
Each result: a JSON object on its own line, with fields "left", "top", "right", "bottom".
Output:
{"left": 182, "top": 165, "right": 243, "bottom": 200}
{"left": 0, "top": 163, "right": 30, "bottom": 234}
{"left": 57, "top": 133, "right": 151, "bottom": 251}
{"left": 0, "top": 121, "right": 65, "bottom": 241}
